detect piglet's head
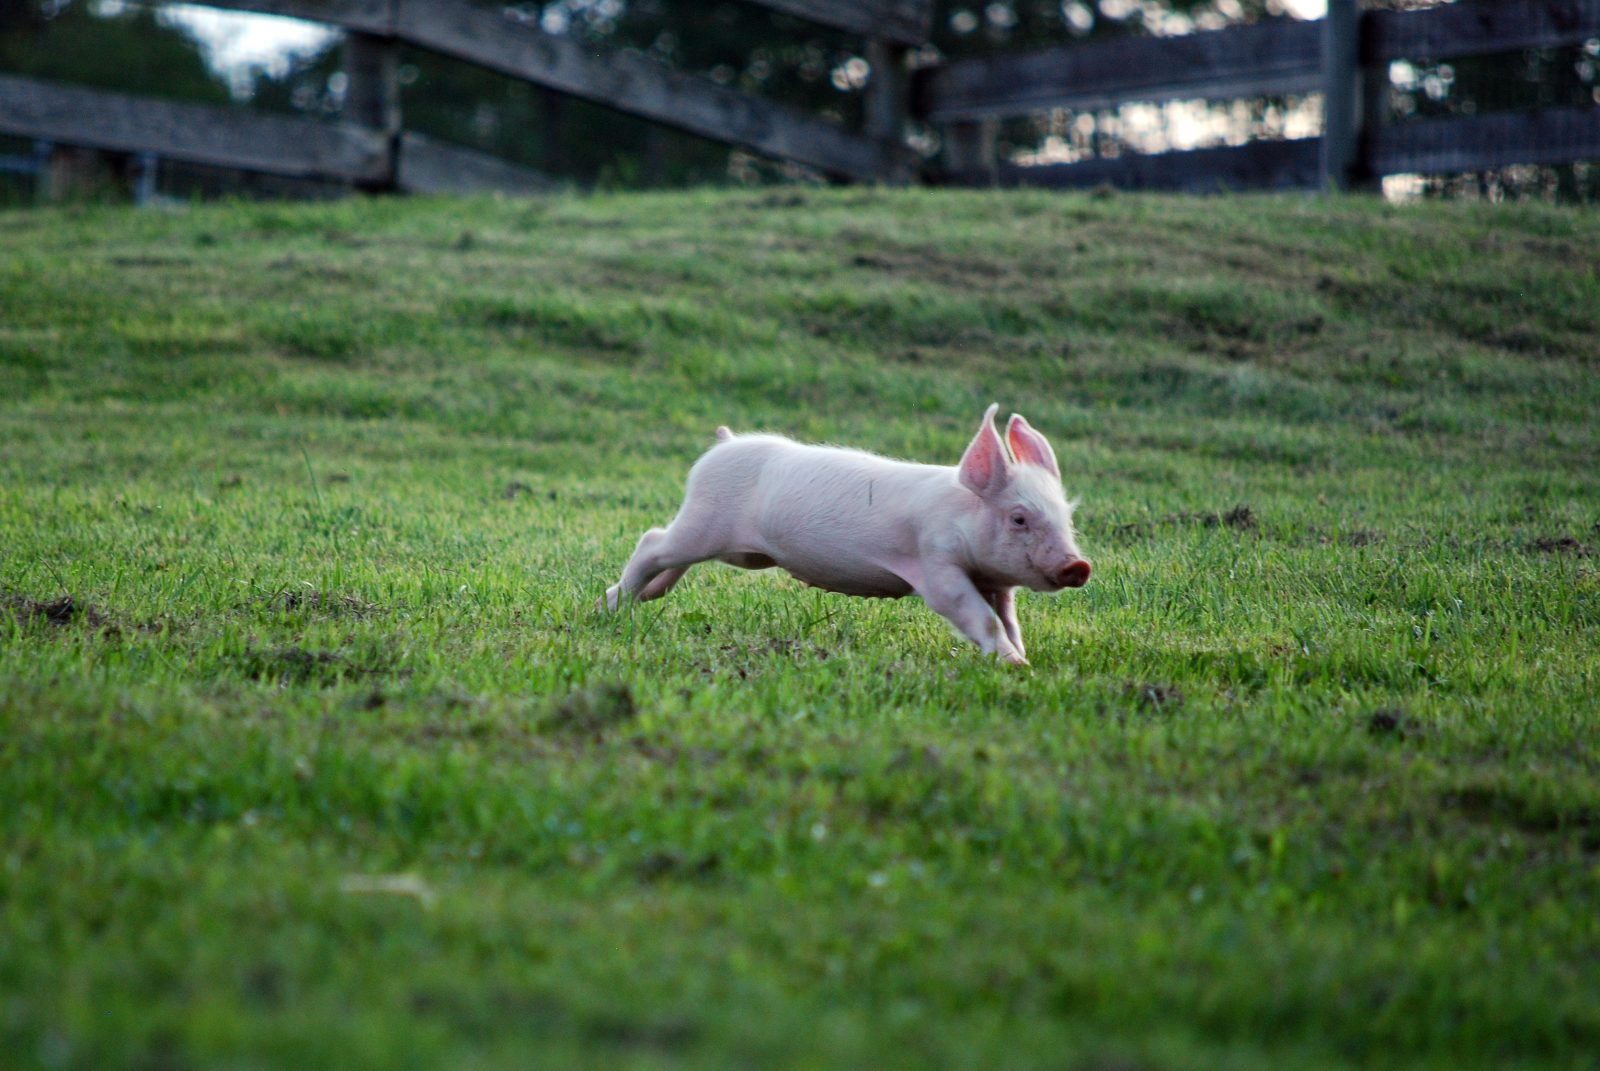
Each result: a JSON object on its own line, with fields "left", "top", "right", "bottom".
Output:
{"left": 958, "top": 403, "right": 1090, "bottom": 593}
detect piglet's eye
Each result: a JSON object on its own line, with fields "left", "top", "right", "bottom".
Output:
{"left": 1011, "top": 514, "right": 1027, "bottom": 527}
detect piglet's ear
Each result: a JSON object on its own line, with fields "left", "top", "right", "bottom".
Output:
{"left": 959, "top": 403, "right": 1011, "bottom": 497}
{"left": 1006, "top": 414, "right": 1060, "bottom": 479}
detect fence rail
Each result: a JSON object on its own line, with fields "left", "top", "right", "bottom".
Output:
{"left": 1, "top": 0, "right": 1596, "bottom": 199}
{"left": 192, "top": 0, "right": 393, "bottom": 34}
{"left": 168, "top": 0, "right": 935, "bottom": 42}
{"left": 1365, "top": 0, "right": 1600, "bottom": 61}
{"left": 752, "top": 0, "right": 931, "bottom": 45}
{"left": 915, "top": 19, "right": 1323, "bottom": 123}
{"left": 0, "top": 72, "right": 554, "bottom": 193}
{"left": 923, "top": 0, "right": 1600, "bottom": 192}
{"left": 0, "top": 72, "right": 389, "bottom": 185}
{"left": 975, "top": 140, "right": 1324, "bottom": 193}
{"left": 1371, "top": 104, "right": 1600, "bottom": 176}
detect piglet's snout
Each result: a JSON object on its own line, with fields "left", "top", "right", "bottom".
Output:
{"left": 1053, "top": 558, "right": 1092, "bottom": 589}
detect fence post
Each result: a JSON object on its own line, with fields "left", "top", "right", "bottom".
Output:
{"left": 944, "top": 120, "right": 998, "bottom": 186}
{"left": 1358, "top": 33, "right": 1386, "bottom": 192}
{"left": 864, "top": 38, "right": 911, "bottom": 184}
{"left": 541, "top": 89, "right": 567, "bottom": 176}
{"left": 1319, "top": 0, "right": 1361, "bottom": 192}
{"left": 31, "top": 139, "right": 50, "bottom": 203}
{"left": 343, "top": 31, "right": 400, "bottom": 190}
{"left": 132, "top": 151, "right": 158, "bottom": 206}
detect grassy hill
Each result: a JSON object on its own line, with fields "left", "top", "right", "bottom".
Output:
{"left": 1, "top": 188, "right": 1597, "bottom": 1071}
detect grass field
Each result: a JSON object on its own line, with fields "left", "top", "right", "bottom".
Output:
{"left": 1, "top": 187, "right": 1597, "bottom": 1071}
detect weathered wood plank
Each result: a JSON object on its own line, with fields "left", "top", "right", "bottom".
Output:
{"left": 1320, "top": 0, "right": 1361, "bottom": 190}
{"left": 343, "top": 31, "right": 399, "bottom": 189}
{"left": 913, "top": 18, "right": 1322, "bottom": 122}
{"left": 396, "top": 132, "right": 558, "bottom": 194}
{"left": 943, "top": 120, "right": 997, "bottom": 183}
{"left": 180, "top": 0, "right": 394, "bottom": 34}
{"left": 395, "top": 0, "right": 908, "bottom": 181}
{"left": 0, "top": 73, "right": 389, "bottom": 183}
{"left": 0, "top": 155, "right": 41, "bottom": 176}
{"left": 194, "top": 0, "right": 934, "bottom": 44}
{"left": 1370, "top": 105, "right": 1600, "bottom": 175}
{"left": 942, "top": 138, "right": 1324, "bottom": 193}
{"left": 743, "top": 0, "right": 933, "bottom": 45}
{"left": 863, "top": 38, "right": 911, "bottom": 183}
{"left": 1367, "top": 0, "right": 1600, "bottom": 63}
{"left": 344, "top": 32, "right": 400, "bottom": 135}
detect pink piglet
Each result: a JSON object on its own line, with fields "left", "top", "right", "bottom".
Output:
{"left": 602, "top": 404, "right": 1090, "bottom": 665}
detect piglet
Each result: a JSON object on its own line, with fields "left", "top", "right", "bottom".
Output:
{"left": 601, "top": 404, "right": 1090, "bottom": 665}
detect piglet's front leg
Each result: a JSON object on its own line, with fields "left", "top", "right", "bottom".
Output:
{"left": 919, "top": 565, "right": 1028, "bottom": 666}
{"left": 988, "top": 587, "right": 1026, "bottom": 665}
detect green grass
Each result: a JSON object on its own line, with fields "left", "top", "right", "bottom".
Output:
{"left": 1, "top": 187, "right": 1597, "bottom": 1071}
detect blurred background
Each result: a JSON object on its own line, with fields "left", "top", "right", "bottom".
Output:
{"left": 2, "top": 0, "right": 1597, "bottom": 202}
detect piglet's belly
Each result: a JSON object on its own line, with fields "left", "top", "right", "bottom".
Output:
{"left": 772, "top": 553, "right": 914, "bottom": 598}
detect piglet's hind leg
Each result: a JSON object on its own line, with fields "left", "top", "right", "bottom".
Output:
{"left": 604, "top": 523, "right": 724, "bottom": 612}
{"left": 636, "top": 567, "right": 687, "bottom": 601}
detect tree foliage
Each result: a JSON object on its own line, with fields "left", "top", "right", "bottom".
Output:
{"left": 0, "top": 0, "right": 229, "bottom": 104}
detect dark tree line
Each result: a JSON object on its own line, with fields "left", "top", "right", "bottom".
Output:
{"left": 0, "top": 1, "right": 225, "bottom": 102}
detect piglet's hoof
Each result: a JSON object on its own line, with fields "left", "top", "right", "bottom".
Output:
{"left": 1000, "top": 650, "right": 1030, "bottom": 667}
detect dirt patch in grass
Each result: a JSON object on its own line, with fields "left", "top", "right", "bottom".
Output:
{"left": 4, "top": 593, "right": 110, "bottom": 631}
{"left": 235, "top": 644, "right": 394, "bottom": 686}
{"left": 266, "top": 255, "right": 365, "bottom": 284}
{"left": 407, "top": 718, "right": 519, "bottom": 749}
{"left": 1527, "top": 536, "right": 1593, "bottom": 557}
{"left": 242, "top": 962, "right": 287, "bottom": 1009}
{"left": 1127, "top": 682, "right": 1185, "bottom": 712}
{"left": 843, "top": 244, "right": 1024, "bottom": 292}
{"left": 107, "top": 254, "right": 192, "bottom": 269}
{"left": 1364, "top": 708, "right": 1426, "bottom": 742}
{"left": 693, "top": 638, "right": 833, "bottom": 681}
{"left": 1366, "top": 708, "right": 1403, "bottom": 735}
{"left": 237, "top": 645, "right": 346, "bottom": 685}
{"left": 542, "top": 682, "right": 637, "bottom": 737}
{"left": 742, "top": 191, "right": 809, "bottom": 210}
{"left": 1443, "top": 782, "right": 1600, "bottom": 836}
{"left": 1307, "top": 528, "right": 1386, "bottom": 548}
{"left": 583, "top": 1013, "right": 700, "bottom": 1052}
{"left": 633, "top": 850, "right": 722, "bottom": 883}
{"left": 1113, "top": 504, "right": 1256, "bottom": 538}
{"left": 723, "top": 638, "right": 832, "bottom": 660}
{"left": 628, "top": 736, "right": 744, "bottom": 770}
{"left": 1213, "top": 505, "right": 1257, "bottom": 530}
{"left": 274, "top": 589, "right": 382, "bottom": 616}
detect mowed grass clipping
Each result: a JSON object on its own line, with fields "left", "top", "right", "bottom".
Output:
{"left": 1, "top": 188, "right": 1597, "bottom": 1071}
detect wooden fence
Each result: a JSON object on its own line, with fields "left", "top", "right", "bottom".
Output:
{"left": 0, "top": 0, "right": 928, "bottom": 195}
{"left": 920, "top": 0, "right": 1600, "bottom": 191}
{"left": 1, "top": 0, "right": 1597, "bottom": 197}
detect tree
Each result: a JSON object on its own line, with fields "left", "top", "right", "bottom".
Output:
{"left": 0, "top": 0, "right": 230, "bottom": 104}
